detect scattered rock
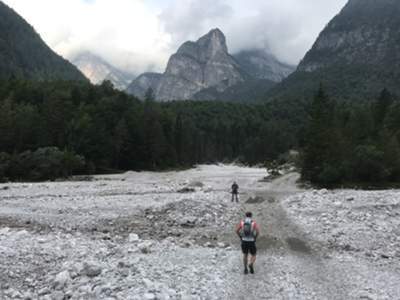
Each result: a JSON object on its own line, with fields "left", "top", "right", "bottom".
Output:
{"left": 138, "top": 241, "right": 153, "bottom": 254}
{"left": 187, "top": 181, "right": 204, "bottom": 188}
{"left": 53, "top": 270, "right": 70, "bottom": 290}
{"left": 15, "top": 230, "right": 29, "bottom": 237}
{"left": 128, "top": 233, "right": 140, "bottom": 242}
{"left": 246, "top": 196, "right": 265, "bottom": 204}
{"left": 82, "top": 262, "right": 102, "bottom": 277}
{"left": 179, "top": 216, "right": 197, "bottom": 228}
{"left": 320, "top": 189, "right": 328, "bottom": 195}
{"left": 217, "top": 242, "right": 227, "bottom": 248}
{"left": 286, "top": 237, "right": 311, "bottom": 253}
{"left": 38, "top": 287, "right": 51, "bottom": 296}
{"left": 0, "top": 227, "right": 10, "bottom": 235}
{"left": 177, "top": 187, "right": 195, "bottom": 193}
{"left": 51, "top": 291, "right": 65, "bottom": 300}
{"left": 143, "top": 293, "right": 156, "bottom": 300}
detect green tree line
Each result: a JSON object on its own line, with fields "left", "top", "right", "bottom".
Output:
{"left": 301, "top": 86, "right": 400, "bottom": 186}
{"left": 0, "top": 79, "right": 298, "bottom": 181}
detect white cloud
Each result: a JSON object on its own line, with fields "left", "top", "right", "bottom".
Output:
{"left": 160, "top": 0, "right": 348, "bottom": 65}
{"left": 3, "top": 0, "right": 348, "bottom": 73}
{"left": 3, "top": 0, "right": 172, "bottom": 74}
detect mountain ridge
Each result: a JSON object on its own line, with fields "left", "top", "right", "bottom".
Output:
{"left": 127, "top": 28, "right": 292, "bottom": 101}
{"left": 0, "top": 1, "right": 86, "bottom": 81}
{"left": 267, "top": 0, "right": 400, "bottom": 102}
{"left": 72, "top": 52, "right": 134, "bottom": 90}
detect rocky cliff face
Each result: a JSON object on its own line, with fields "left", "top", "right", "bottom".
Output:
{"left": 155, "top": 29, "right": 245, "bottom": 101}
{"left": 126, "top": 73, "right": 162, "bottom": 100}
{"left": 267, "top": 0, "right": 400, "bottom": 101}
{"left": 298, "top": 0, "right": 400, "bottom": 73}
{"left": 72, "top": 52, "right": 134, "bottom": 90}
{"left": 234, "top": 49, "right": 295, "bottom": 82}
{"left": 127, "top": 28, "right": 293, "bottom": 102}
{"left": 0, "top": 2, "right": 86, "bottom": 81}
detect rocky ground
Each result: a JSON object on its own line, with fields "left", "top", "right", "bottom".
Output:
{"left": 0, "top": 164, "right": 399, "bottom": 299}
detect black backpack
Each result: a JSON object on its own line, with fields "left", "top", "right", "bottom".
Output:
{"left": 242, "top": 219, "right": 253, "bottom": 238}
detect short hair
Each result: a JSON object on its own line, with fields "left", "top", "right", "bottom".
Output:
{"left": 245, "top": 212, "right": 252, "bottom": 218}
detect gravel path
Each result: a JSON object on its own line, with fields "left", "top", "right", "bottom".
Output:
{"left": 226, "top": 172, "right": 400, "bottom": 300}
{"left": 0, "top": 165, "right": 399, "bottom": 299}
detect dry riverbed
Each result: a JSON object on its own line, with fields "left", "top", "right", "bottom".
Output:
{"left": 0, "top": 165, "right": 399, "bottom": 299}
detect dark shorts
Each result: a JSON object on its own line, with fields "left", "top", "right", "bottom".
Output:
{"left": 241, "top": 241, "right": 257, "bottom": 256}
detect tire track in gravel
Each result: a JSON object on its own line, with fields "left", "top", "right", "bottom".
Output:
{"left": 223, "top": 173, "right": 352, "bottom": 300}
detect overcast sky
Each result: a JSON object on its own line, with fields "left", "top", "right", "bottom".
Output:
{"left": 4, "top": 0, "right": 348, "bottom": 74}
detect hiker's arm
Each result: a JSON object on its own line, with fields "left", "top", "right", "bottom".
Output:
{"left": 254, "top": 223, "right": 260, "bottom": 239}
{"left": 236, "top": 224, "right": 242, "bottom": 238}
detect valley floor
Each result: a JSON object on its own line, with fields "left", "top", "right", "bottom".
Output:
{"left": 0, "top": 165, "right": 399, "bottom": 299}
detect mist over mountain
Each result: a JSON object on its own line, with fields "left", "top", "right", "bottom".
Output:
{"left": 267, "top": 0, "right": 400, "bottom": 101}
{"left": 0, "top": 1, "right": 85, "bottom": 81}
{"left": 234, "top": 49, "right": 295, "bottom": 83}
{"left": 126, "top": 73, "right": 162, "bottom": 100}
{"left": 127, "top": 29, "right": 293, "bottom": 101}
{"left": 72, "top": 52, "right": 134, "bottom": 90}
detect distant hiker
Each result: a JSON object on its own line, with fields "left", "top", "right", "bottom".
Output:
{"left": 236, "top": 212, "right": 260, "bottom": 274}
{"left": 231, "top": 181, "right": 239, "bottom": 202}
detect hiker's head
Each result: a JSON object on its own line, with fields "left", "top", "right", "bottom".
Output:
{"left": 245, "top": 212, "right": 252, "bottom": 218}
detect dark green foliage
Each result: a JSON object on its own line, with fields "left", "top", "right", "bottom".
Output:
{"left": 1, "top": 147, "right": 84, "bottom": 182}
{"left": 0, "top": 2, "right": 86, "bottom": 81}
{"left": 301, "top": 86, "right": 337, "bottom": 183}
{"left": 301, "top": 86, "right": 400, "bottom": 186}
{"left": 0, "top": 78, "right": 297, "bottom": 181}
{"left": 193, "top": 79, "right": 276, "bottom": 102}
{"left": 266, "top": 64, "right": 400, "bottom": 103}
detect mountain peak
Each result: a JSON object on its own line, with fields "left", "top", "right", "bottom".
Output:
{"left": 152, "top": 28, "right": 243, "bottom": 101}
{"left": 197, "top": 28, "right": 228, "bottom": 55}
{"left": 207, "top": 28, "right": 225, "bottom": 38}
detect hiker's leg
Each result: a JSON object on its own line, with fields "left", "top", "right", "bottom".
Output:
{"left": 250, "top": 255, "right": 256, "bottom": 265}
{"left": 243, "top": 254, "right": 248, "bottom": 268}
{"left": 231, "top": 193, "right": 234, "bottom": 202}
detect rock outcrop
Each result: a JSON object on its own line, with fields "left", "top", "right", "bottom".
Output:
{"left": 127, "top": 28, "right": 293, "bottom": 101}
{"left": 154, "top": 28, "right": 245, "bottom": 101}
{"left": 298, "top": 0, "right": 400, "bottom": 73}
{"left": 267, "top": 0, "right": 400, "bottom": 101}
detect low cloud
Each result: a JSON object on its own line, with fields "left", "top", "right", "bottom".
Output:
{"left": 4, "top": 0, "right": 348, "bottom": 73}
{"left": 160, "top": 0, "right": 348, "bottom": 65}
{"left": 4, "top": 0, "right": 172, "bottom": 74}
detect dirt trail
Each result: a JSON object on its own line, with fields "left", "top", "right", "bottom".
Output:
{"left": 223, "top": 172, "right": 351, "bottom": 300}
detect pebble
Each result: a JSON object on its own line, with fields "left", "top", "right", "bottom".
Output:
{"left": 53, "top": 270, "right": 70, "bottom": 290}
{"left": 82, "top": 262, "right": 102, "bottom": 277}
{"left": 143, "top": 292, "right": 156, "bottom": 300}
{"left": 0, "top": 227, "right": 10, "bottom": 235}
{"left": 129, "top": 233, "right": 140, "bottom": 242}
{"left": 138, "top": 241, "right": 153, "bottom": 254}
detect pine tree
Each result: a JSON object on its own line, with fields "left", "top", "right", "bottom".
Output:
{"left": 301, "top": 85, "right": 338, "bottom": 183}
{"left": 373, "top": 88, "right": 393, "bottom": 133}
